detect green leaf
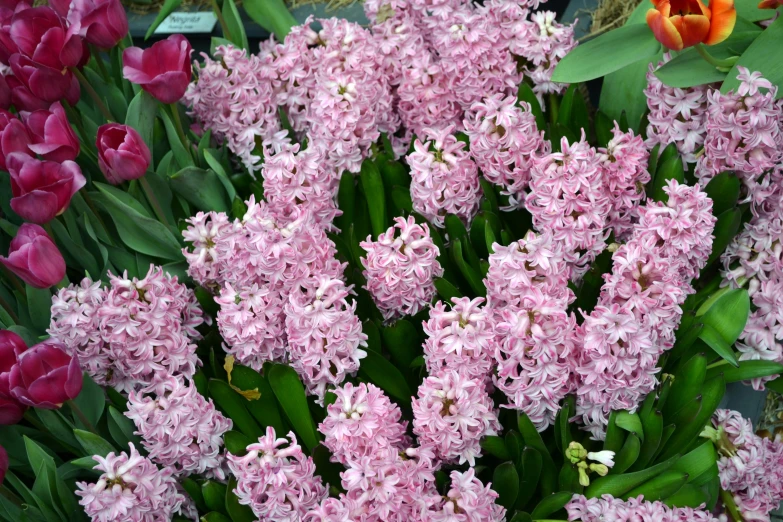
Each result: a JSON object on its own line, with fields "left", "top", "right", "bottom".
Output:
{"left": 34, "top": 411, "right": 80, "bottom": 452}
{"left": 358, "top": 349, "right": 413, "bottom": 404}
{"left": 222, "top": 0, "right": 249, "bottom": 50}
{"left": 604, "top": 411, "right": 626, "bottom": 454}
{"left": 434, "top": 277, "right": 463, "bottom": 302}
{"left": 201, "top": 513, "right": 233, "bottom": 522}
{"left": 517, "top": 413, "right": 557, "bottom": 496}
{"left": 612, "top": 433, "right": 641, "bottom": 474}
{"left": 517, "top": 83, "right": 546, "bottom": 133}
{"left": 623, "top": 470, "right": 688, "bottom": 502}
{"left": 600, "top": 56, "right": 663, "bottom": 133}
{"left": 664, "top": 484, "right": 709, "bottom": 508}
{"left": 631, "top": 410, "right": 663, "bottom": 472}
{"left": 722, "top": 16, "right": 783, "bottom": 94}
{"left": 360, "top": 161, "right": 387, "bottom": 239}
{"left": 224, "top": 430, "right": 252, "bottom": 456}
{"left": 170, "top": 167, "right": 231, "bottom": 213}
{"left": 492, "top": 462, "right": 519, "bottom": 510}
{"left": 159, "top": 108, "right": 194, "bottom": 169}
{"left": 92, "top": 183, "right": 183, "bottom": 261}
{"left": 107, "top": 406, "right": 141, "bottom": 449}
{"left": 530, "top": 492, "right": 574, "bottom": 519}
{"left": 49, "top": 219, "right": 99, "bottom": 278}
{"left": 767, "top": 376, "right": 783, "bottom": 394}
{"left": 25, "top": 286, "right": 51, "bottom": 333}
{"left": 586, "top": 455, "right": 680, "bottom": 498}
{"left": 268, "top": 365, "right": 320, "bottom": 451}
{"left": 208, "top": 379, "right": 265, "bottom": 440}
{"left": 225, "top": 478, "right": 255, "bottom": 522}
{"left": 651, "top": 156, "right": 685, "bottom": 202}
{"left": 615, "top": 411, "right": 644, "bottom": 441}
{"left": 125, "top": 91, "right": 159, "bottom": 163}
{"left": 708, "top": 360, "right": 783, "bottom": 383}
{"left": 699, "top": 324, "right": 739, "bottom": 367}
{"left": 145, "top": 0, "right": 182, "bottom": 39}
{"left": 552, "top": 24, "right": 661, "bottom": 83}
{"left": 381, "top": 320, "right": 419, "bottom": 373}
{"left": 243, "top": 0, "right": 297, "bottom": 40}
{"left": 703, "top": 172, "right": 740, "bottom": 216}
{"left": 516, "top": 447, "right": 542, "bottom": 510}
{"left": 481, "top": 436, "right": 511, "bottom": 460}
{"left": 703, "top": 208, "right": 742, "bottom": 270}
{"left": 673, "top": 440, "right": 717, "bottom": 484}
{"left": 73, "top": 430, "right": 115, "bottom": 457}
{"left": 451, "top": 239, "right": 485, "bottom": 297}
{"left": 210, "top": 37, "right": 233, "bottom": 56}
{"left": 203, "top": 149, "right": 237, "bottom": 202}
{"left": 665, "top": 353, "right": 707, "bottom": 418}
{"left": 700, "top": 288, "right": 749, "bottom": 345}
{"left": 182, "top": 478, "right": 207, "bottom": 512}
{"left": 71, "top": 373, "right": 105, "bottom": 429}
{"left": 201, "top": 481, "right": 228, "bottom": 514}
{"left": 21, "top": 439, "right": 66, "bottom": 522}
{"left": 336, "top": 171, "right": 356, "bottom": 236}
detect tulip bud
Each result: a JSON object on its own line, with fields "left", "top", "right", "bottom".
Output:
{"left": 96, "top": 123, "right": 151, "bottom": 184}
{"left": 67, "top": 0, "right": 128, "bottom": 49}
{"left": 123, "top": 34, "right": 192, "bottom": 104}
{"left": 7, "top": 152, "right": 86, "bottom": 224}
{"left": 0, "top": 330, "right": 27, "bottom": 425}
{"left": 0, "top": 111, "right": 32, "bottom": 171}
{"left": 0, "top": 223, "right": 66, "bottom": 289}
{"left": 9, "top": 339, "right": 82, "bottom": 409}
{"left": 0, "top": 445, "right": 7, "bottom": 486}
{"left": 24, "top": 102, "right": 80, "bottom": 162}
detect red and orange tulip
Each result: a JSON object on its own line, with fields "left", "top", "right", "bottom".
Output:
{"left": 646, "top": 0, "right": 736, "bottom": 51}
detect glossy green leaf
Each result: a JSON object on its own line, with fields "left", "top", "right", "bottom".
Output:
{"left": 159, "top": 108, "right": 194, "bottom": 169}
{"left": 699, "top": 324, "right": 740, "bottom": 367}
{"left": 553, "top": 24, "right": 660, "bottom": 83}
{"left": 673, "top": 440, "right": 717, "bottom": 483}
{"left": 268, "top": 365, "right": 320, "bottom": 451}
{"left": 664, "top": 484, "right": 709, "bottom": 508}
{"left": 708, "top": 360, "right": 783, "bottom": 383}
{"left": 224, "top": 430, "right": 252, "bottom": 456}
{"left": 631, "top": 410, "right": 663, "bottom": 472}
{"left": 125, "top": 91, "right": 158, "bottom": 163}
{"left": 71, "top": 373, "right": 105, "bottom": 429}
{"left": 651, "top": 156, "right": 685, "bottom": 202}
{"left": 604, "top": 411, "right": 626, "bottom": 454}
{"left": 145, "top": 0, "right": 182, "bottom": 39}
{"left": 700, "top": 288, "right": 749, "bottom": 345}
{"left": 586, "top": 455, "right": 680, "bottom": 498}
{"left": 722, "top": 16, "right": 783, "bottom": 94}
{"left": 516, "top": 447, "right": 542, "bottom": 510}
{"left": 481, "top": 436, "right": 511, "bottom": 460}
{"left": 493, "top": 462, "right": 519, "bottom": 510}
{"left": 530, "top": 491, "right": 574, "bottom": 519}
{"left": 703, "top": 208, "right": 742, "bottom": 270}
{"left": 107, "top": 406, "right": 141, "bottom": 449}
{"left": 208, "top": 379, "right": 265, "bottom": 440}
{"left": 612, "top": 433, "right": 641, "bottom": 474}
{"left": 623, "top": 470, "right": 688, "bottom": 502}
{"left": 243, "top": 0, "right": 296, "bottom": 39}
{"left": 703, "top": 172, "right": 740, "bottom": 216}
{"left": 517, "top": 83, "right": 546, "bottom": 132}
{"left": 381, "top": 320, "right": 419, "bottom": 372}
{"left": 358, "top": 349, "right": 413, "bottom": 404}
{"left": 226, "top": 477, "right": 255, "bottom": 522}
{"left": 222, "top": 0, "right": 249, "bottom": 50}
{"left": 434, "top": 278, "right": 463, "bottom": 302}
{"left": 201, "top": 481, "right": 228, "bottom": 514}
{"left": 170, "top": 167, "right": 231, "bottom": 213}
{"left": 615, "top": 411, "right": 644, "bottom": 441}
{"left": 518, "top": 413, "right": 557, "bottom": 496}
{"left": 73, "top": 430, "right": 115, "bottom": 458}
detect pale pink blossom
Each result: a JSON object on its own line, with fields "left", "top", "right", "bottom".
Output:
{"left": 566, "top": 494, "right": 720, "bottom": 522}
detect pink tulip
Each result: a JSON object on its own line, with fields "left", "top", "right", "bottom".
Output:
{"left": 0, "top": 0, "right": 29, "bottom": 64}
{"left": 123, "top": 34, "right": 192, "bottom": 104}
{"left": 0, "top": 110, "right": 32, "bottom": 171}
{"left": 0, "top": 445, "right": 7, "bottom": 486}
{"left": 96, "top": 123, "right": 151, "bottom": 184}
{"left": 0, "top": 330, "right": 27, "bottom": 425}
{"left": 9, "top": 339, "right": 82, "bottom": 409}
{"left": 65, "top": 0, "right": 128, "bottom": 49}
{"left": 5, "top": 75, "right": 50, "bottom": 112}
{"left": 0, "top": 224, "right": 65, "bottom": 288}
{"left": 7, "top": 152, "right": 85, "bottom": 224}
{"left": 24, "top": 102, "right": 80, "bottom": 162}
{"left": 0, "top": 75, "right": 9, "bottom": 109}
{"left": 9, "top": 54, "right": 75, "bottom": 104}
{"left": 0, "top": 7, "right": 83, "bottom": 69}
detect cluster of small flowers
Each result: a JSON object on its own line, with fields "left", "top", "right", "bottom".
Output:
{"left": 360, "top": 216, "right": 443, "bottom": 321}
{"left": 49, "top": 266, "right": 204, "bottom": 393}
{"left": 566, "top": 493, "right": 720, "bottom": 522}
{"left": 76, "top": 443, "right": 187, "bottom": 522}
{"left": 710, "top": 409, "right": 783, "bottom": 521}
{"left": 646, "top": 65, "right": 783, "bottom": 199}
{"left": 311, "top": 381, "right": 505, "bottom": 521}
{"left": 183, "top": 199, "right": 364, "bottom": 402}
{"left": 125, "top": 376, "right": 232, "bottom": 479}
{"left": 485, "top": 230, "right": 577, "bottom": 429}
{"left": 183, "top": 45, "right": 285, "bottom": 173}
{"left": 227, "top": 427, "right": 328, "bottom": 520}
{"left": 574, "top": 180, "right": 715, "bottom": 439}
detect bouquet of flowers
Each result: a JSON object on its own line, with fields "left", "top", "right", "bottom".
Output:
{"left": 0, "top": 0, "right": 782, "bottom": 519}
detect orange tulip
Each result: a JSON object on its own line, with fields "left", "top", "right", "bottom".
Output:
{"left": 757, "top": 0, "right": 781, "bottom": 8}
{"left": 646, "top": 0, "right": 737, "bottom": 51}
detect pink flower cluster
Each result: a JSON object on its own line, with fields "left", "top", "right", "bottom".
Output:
{"left": 574, "top": 180, "right": 715, "bottom": 438}
{"left": 485, "top": 230, "right": 577, "bottom": 429}
{"left": 412, "top": 369, "right": 500, "bottom": 465}
{"left": 710, "top": 409, "right": 783, "bottom": 522}
{"left": 360, "top": 216, "right": 443, "bottom": 321}
{"left": 76, "top": 443, "right": 186, "bottom": 522}
{"left": 407, "top": 125, "right": 481, "bottom": 227}
{"left": 125, "top": 376, "right": 232, "bottom": 478}
{"left": 566, "top": 494, "right": 719, "bottom": 522}
{"left": 227, "top": 427, "right": 328, "bottom": 521}
{"left": 49, "top": 266, "right": 204, "bottom": 393}
{"left": 464, "top": 93, "right": 548, "bottom": 209}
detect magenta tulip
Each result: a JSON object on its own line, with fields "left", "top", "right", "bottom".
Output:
{"left": 9, "top": 339, "right": 82, "bottom": 409}
{"left": 96, "top": 123, "right": 151, "bottom": 184}
{"left": 123, "top": 34, "right": 192, "bottom": 104}
{"left": 0, "top": 330, "right": 27, "bottom": 424}
{"left": 0, "top": 0, "right": 29, "bottom": 64}
{"left": 5, "top": 74, "right": 50, "bottom": 112}
{"left": 0, "top": 7, "right": 83, "bottom": 69}
{"left": 62, "top": 0, "right": 128, "bottom": 49}
{"left": 0, "top": 223, "right": 65, "bottom": 288}
{"left": 0, "top": 75, "right": 9, "bottom": 109}
{"left": 0, "top": 445, "right": 7, "bottom": 486}
{"left": 0, "top": 110, "right": 32, "bottom": 171}
{"left": 24, "top": 102, "right": 80, "bottom": 162}
{"left": 9, "top": 54, "right": 75, "bottom": 104}
{"left": 7, "top": 152, "right": 85, "bottom": 224}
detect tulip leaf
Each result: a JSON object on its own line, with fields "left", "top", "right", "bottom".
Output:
{"left": 222, "top": 0, "right": 249, "bottom": 50}
{"left": 700, "top": 288, "right": 749, "bottom": 345}
{"left": 21, "top": 438, "right": 68, "bottom": 522}
{"left": 92, "top": 183, "right": 183, "bottom": 261}
{"left": 24, "top": 286, "right": 52, "bottom": 334}
{"left": 145, "top": 0, "right": 183, "bottom": 39}
{"left": 73, "top": 430, "right": 116, "bottom": 458}
{"left": 492, "top": 462, "right": 519, "bottom": 510}
{"left": 243, "top": 0, "right": 297, "bottom": 40}
{"left": 170, "top": 167, "right": 231, "bottom": 213}
{"left": 358, "top": 349, "right": 413, "bottom": 404}
{"left": 552, "top": 24, "right": 661, "bottom": 84}
{"left": 107, "top": 406, "right": 141, "bottom": 451}
{"left": 722, "top": 16, "right": 783, "bottom": 94}
{"left": 125, "top": 91, "right": 159, "bottom": 163}
{"left": 735, "top": 0, "right": 778, "bottom": 23}
{"left": 49, "top": 219, "right": 100, "bottom": 278}
{"left": 226, "top": 477, "right": 255, "bottom": 522}
{"left": 268, "top": 364, "right": 320, "bottom": 451}
{"left": 203, "top": 149, "right": 237, "bottom": 201}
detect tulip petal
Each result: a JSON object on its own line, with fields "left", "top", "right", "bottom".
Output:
{"left": 669, "top": 14, "right": 711, "bottom": 48}
{"left": 26, "top": 236, "right": 66, "bottom": 287}
{"left": 704, "top": 0, "right": 737, "bottom": 45}
{"left": 64, "top": 358, "right": 83, "bottom": 399}
{"left": 9, "top": 190, "right": 60, "bottom": 224}
{"left": 26, "top": 372, "right": 67, "bottom": 408}
{"left": 647, "top": 8, "right": 685, "bottom": 50}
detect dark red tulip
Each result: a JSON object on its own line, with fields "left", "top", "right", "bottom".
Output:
{"left": 0, "top": 330, "right": 27, "bottom": 425}
{"left": 66, "top": 0, "right": 128, "bottom": 49}
{"left": 0, "top": 0, "right": 29, "bottom": 64}
{"left": 0, "top": 7, "right": 83, "bottom": 69}
{"left": 0, "top": 75, "right": 9, "bottom": 109}
{"left": 0, "top": 445, "right": 7, "bottom": 485}
{"left": 96, "top": 123, "right": 151, "bottom": 184}
{"left": 9, "top": 339, "right": 82, "bottom": 409}
{"left": 123, "top": 34, "right": 192, "bottom": 104}
{"left": 24, "top": 102, "right": 80, "bottom": 162}
{"left": 9, "top": 54, "right": 75, "bottom": 104}
{"left": 0, "top": 110, "right": 32, "bottom": 171}
{"left": 5, "top": 74, "right": 50, "bottom": 112}
{"left": 0, "top": 223, "right": 65, "bottom": 288}
{"left": 7, "top": 152, "right": 85, "bottom": 224}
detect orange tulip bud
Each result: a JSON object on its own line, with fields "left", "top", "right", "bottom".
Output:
{"left": 646, "top": 0, "right": 737, "bottom": 51}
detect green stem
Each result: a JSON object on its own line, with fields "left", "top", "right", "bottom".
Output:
{"left": 89, "top": 45, "right": 111, "bottom": 82}
{"left": 694, "top": 44, "right": 739, "bottom": 70}
{"left": 720, "top": 488, "right": 743, "bottom": 521}
{"left": 707, "top": 359, "right": 731, "bottom": 370}
{"left": 140, "top": 175, "right": 171, "bottom": 227}
{"left": 210, "top": 0, "right": 233, "bottom": 42}
{"left": 0, "top": 292, "right": 19, "bottom": 324}
{"left": 71, "top": 67, "right": 113, "bottom": 122}
{"left": 169, "top": 103, "right": 195, "bottom": 162}
{"left": 67, "top": 399, "right": 98, "bottom": 434}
